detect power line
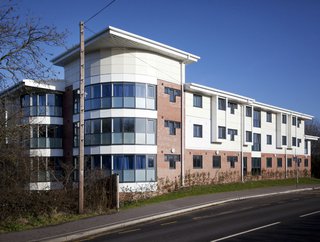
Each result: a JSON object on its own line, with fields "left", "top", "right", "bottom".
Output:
{"left": 85, "top": 0, "right": 117, "bottom": 23}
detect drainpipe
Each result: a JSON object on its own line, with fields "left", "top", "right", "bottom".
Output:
{"left": 240, "top": 104, "right": 244, "bottom": 182}
{"left": 180, "top": 62, "right": 185, "bottom": 187}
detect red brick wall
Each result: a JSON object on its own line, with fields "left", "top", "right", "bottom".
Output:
{"left": 157, "top": 80, "right": 182, "bottom": 181}
{"left": 184, "top": 149, "right": 242, "bottom": 182}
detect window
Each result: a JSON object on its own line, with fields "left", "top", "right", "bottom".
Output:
{"left": 292, "top": 137, "right": 297, "bottom": 146}
{"left": 266, "top": 157, "right": 272, "bottom": 168}
{"left": 252, "top": 158, "right": 261, "bottom": 175}
{"left": 305, "top": 140, "right": 308, "bottom": 154}
{"left": 287, "top": 158, "right": 292, "bottom": 167}
{"left": 292, "top": 117, "right": 297, "bottom": 126}
{"left": 218, "top": 126, "right": 226, "bottom": 139}
{"left": 282, "top": 114, "right": 287, "bottom": 124}
{"left": 165, "top": 154, "right": 180, "bottom": 170}
{"left": 164, "top": 120, "right": 181, "bottom": 135}
{"left": 212, "top": 156, "right": 221, "bottom": 168}
{"left": 277, "top": 158, "right": 282, "bottom": 168}
{"left": 246, "top": 131, "right": 252, "bottom": 142}
{"left": 228, "top": 129, "right": 238, "bottom": 141}
{"left": 266, "top": 135, "right": 272, "bottom": 145}
{"left": 252, "top": 133, "right": 261, "bottom": 151}
{"left": 246, "top": 106, "right": 252, "bottom": 117}
{"left": 123, "top": 83, "right": 135, "bottom": 108}
{"left": 304, "top": 159, "right": 309, "bottom": 167}
{"left": 193, "top": 94, "right": 202, "bottom": 108}
{"left": 193, "top": 155, "right": 203, "bottom": 169}
{"left": 253, "top": 109, "right": 261, "bottom": 128}
{"left": 164, "top": 87, "right": 181, "bottom": 102}
{"left": 266, "top": 112, "right": 272, "bottom": 123}
{"left": 297, "top": 138, "right": 301, "bottom": 147}
{"left": 81, "top": 118, "right": 157, "bottom": 147}
{"left": 218, "top": 98, "right": 226, "bottom": 110}
{"left": 227, "top": 156, "right": 238, "bottom": 168}
{"left": 193, "top": 124, "right": 203, "bottom": 138}
{"left": 228, "top": 102, "right": 238, "bottom": 114}
{"left": 297, "top": 118, "right": 301, "bottom": 128}
{"left": 243, "top": 157, "right": 247, "bottom": 176}
{"left": 282, "top": 136, "right": 287, "bottom": 146}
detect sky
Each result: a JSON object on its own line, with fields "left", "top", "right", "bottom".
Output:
{"left": 16, "top": 0, "right": 320, "bottom": 119}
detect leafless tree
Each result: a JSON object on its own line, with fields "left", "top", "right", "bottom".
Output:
{"left": 0, "top": 0, "right": 67, "bottom": 90}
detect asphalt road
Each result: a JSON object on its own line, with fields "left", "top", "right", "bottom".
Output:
{"left": 83, "top": 190, "right": 320, "bottom": 242}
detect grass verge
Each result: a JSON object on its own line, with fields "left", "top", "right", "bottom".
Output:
{"left": 123, "top": 177, "right": 320, "bottom": 209}
{"left": 1, "top": 177, "right": 320, "bottom": 233}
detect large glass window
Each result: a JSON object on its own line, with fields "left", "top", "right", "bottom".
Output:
{"left": 111, "top": 154, "right": 156, "bottom": 182}
{"left": 123, "top": 118, "right": 135, "bottom": 144}
{"left": 112, "top": 118, "right": 123, "bottom": 144}
{"left": 135, "top": 83, "right": 146, "bottom": 108}
{"left": 22, "top": 93, "right": 62, "bottom": 117}
{"left": 30, "top": 124, "right": 62, "bottom": 149}
{"left": 81, "top": 118, "right": 156, "bottom": 146}
{"left": 76, "top": 82, "right": 156, "bottom": 111}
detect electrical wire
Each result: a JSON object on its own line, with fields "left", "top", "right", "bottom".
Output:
{"left": 85, "top": 0, "right": 117, "bottom": 24}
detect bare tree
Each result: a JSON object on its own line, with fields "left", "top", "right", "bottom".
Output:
{"left": 305, "top": 118, "right": 320, "bottom": 178}
{"left": 0, "top": 0, "right": 67, "bottom": 90}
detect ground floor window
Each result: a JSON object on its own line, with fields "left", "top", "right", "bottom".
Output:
{"left": 193, "top": 155, "right": 203, "bottom": 169}
{"left": 251, "top": 158, "right": 261, "bottom": 176}
{"left": 74, "top": 154, "right": 156, "bottom": 183}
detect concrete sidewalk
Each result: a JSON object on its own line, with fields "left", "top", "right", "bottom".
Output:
{"left": 1, "top": 184, "right": 319, "bottom": 242}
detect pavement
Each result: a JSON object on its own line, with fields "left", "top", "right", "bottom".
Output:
{"left": 1, "top": 184, "right": 320, "bottom": 242}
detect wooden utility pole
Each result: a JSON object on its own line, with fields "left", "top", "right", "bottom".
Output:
{"left": 79, "top": 21, "right": 85, "bottom": 214}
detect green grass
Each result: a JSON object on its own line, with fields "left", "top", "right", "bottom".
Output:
{"left": 122, "top": 177, "right": 320, "bottom": 209}
{"left": 1, "top": 177, "right": 320, "bottom": 233}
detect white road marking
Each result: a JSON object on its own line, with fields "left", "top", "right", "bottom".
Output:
{"left": 118, "top": 228, "right": 141, "bottom": 234}
{"left": 211, "top": 222, "right": 281, "bottom": 242}
{"left": 300, "top": 210, "right": 320, "bottom": 218}
{"left": 161, "top": 221, "right": 177, "bottom": 226}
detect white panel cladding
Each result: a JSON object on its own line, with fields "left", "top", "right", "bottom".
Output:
{"left": 184, "top": 88, "right": 310, "bottom": 156}
{"left": 73, "top": 145, "right": 157, "bottom": 156}
{"left": 65, "top": 48, "right": 181, "bottom": 87}
{"left": 30, "top": 149, "right": 63, "bottom": 157}
{"left": 73, "top": 109, "right": 157, "bottom": 122}
{"left": 27, "top": 117, "right": 63, "bottom": 125}
{"left": 185, "top": 92, "right": 212, "bottom": 150}
{"left": 261, "top": 111, "right": 277, "bottom": 154}
{"left": 211, "top": 96, "right": 218, "bottom": 142}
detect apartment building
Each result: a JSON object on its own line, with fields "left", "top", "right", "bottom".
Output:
{"left": 1, "top": 26, "right": 317, "bottom": 190}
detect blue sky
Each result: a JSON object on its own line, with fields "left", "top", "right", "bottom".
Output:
{"left": 17, "top": 0, "right": 320, "bottom": 119}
